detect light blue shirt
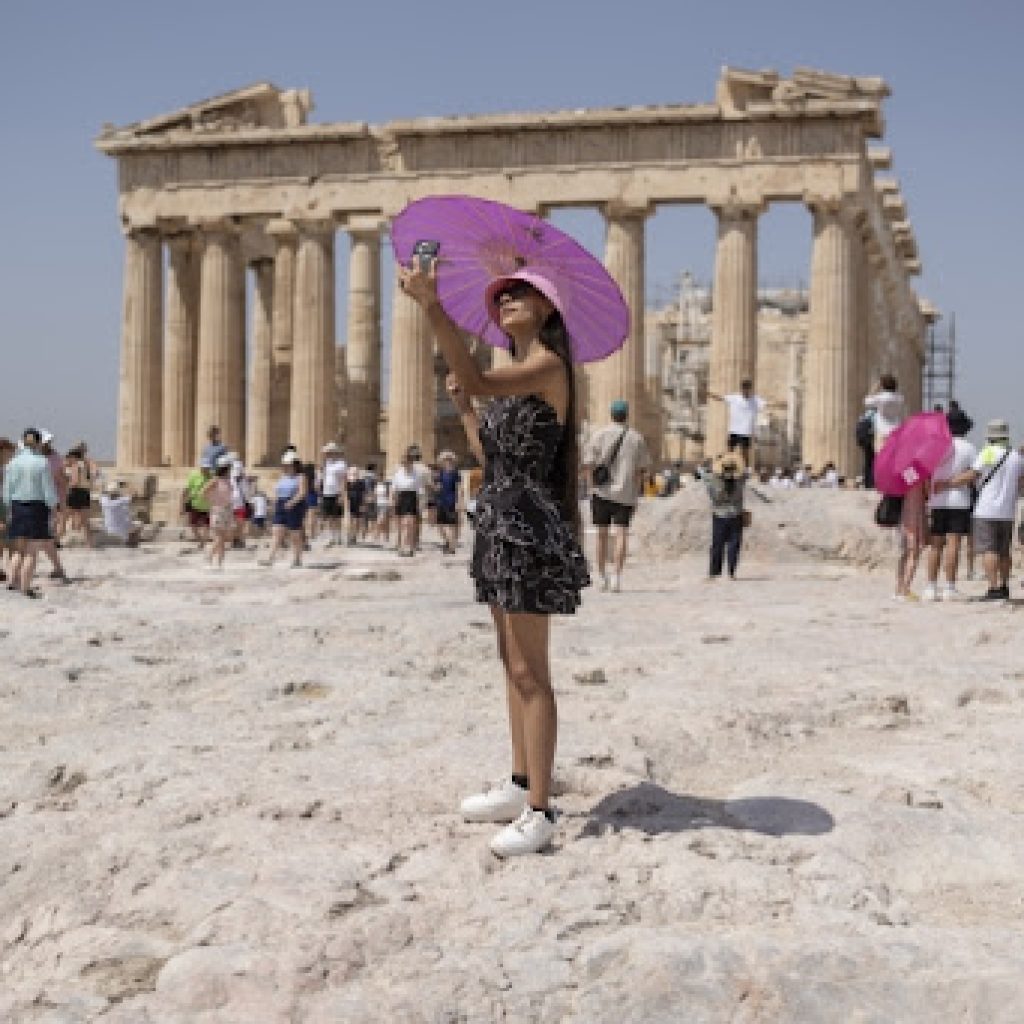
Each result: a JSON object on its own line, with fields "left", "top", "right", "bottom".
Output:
{"left": 2, "top": 447, "right": 57, "bottom": 508}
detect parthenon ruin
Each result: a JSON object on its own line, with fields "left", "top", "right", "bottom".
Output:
{"left": 97, "top": 66, "right": 930, "bottom": 478}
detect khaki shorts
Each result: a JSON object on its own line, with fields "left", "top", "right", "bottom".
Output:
{"left": 974, "top": 517, "right": 1013, "bottom": 557}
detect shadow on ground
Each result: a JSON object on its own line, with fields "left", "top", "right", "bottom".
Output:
{"left": 580, "top": 781, "right": 834, "bottom": 838}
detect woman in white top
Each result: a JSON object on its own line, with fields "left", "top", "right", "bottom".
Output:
{"left": 391, "top": 446, "right": 421, "bottom": 556}
{"left": 864, "top": 374, "right": 906, "bottom": 451}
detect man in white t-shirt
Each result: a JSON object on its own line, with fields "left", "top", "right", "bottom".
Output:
{"left": 320, "top": 442, "right": 347, "bottom": 546}
{"left": 923, "top": 414, "right": 977, "bottom": 601}
{"left": 708, "top": 379, "right": 766, "bottom": 464}
{"left": 933, "top": 418, "right": 1023, "bottom": 601}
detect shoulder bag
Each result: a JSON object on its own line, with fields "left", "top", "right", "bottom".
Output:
{"left": 592, "top": 428, "right": 629, "bottom": 487}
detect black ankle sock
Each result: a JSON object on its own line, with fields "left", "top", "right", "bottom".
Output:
{"left": 511, "top": 773, "right": 529, "bottom": 790}
{"left": 530, "top": 804, "right": 556, "bottom": 823}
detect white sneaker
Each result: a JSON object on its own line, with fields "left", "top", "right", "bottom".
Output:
{"left": 489, "top": 807, "right": 556, "bottom": 858}
{"left": 460, "top": 778, "right": 528, "bottom": 823}
{"left": 941, "top": 585, "right": 961, "bottom": 602}
{"left": 922, "top": 583, "right": 939, "bottom": 602}
{"left": 610, "top": 573, "right": 621, "bottom": 593}
{"left": 599, "top": 572, "right": 610, "bottom": 592}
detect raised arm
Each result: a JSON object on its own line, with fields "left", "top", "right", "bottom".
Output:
{"left": 398, "top": 260, "right": 564, "bottom": 401}
{"left": 446, "top": 374, "right": 485, "bottom": 466}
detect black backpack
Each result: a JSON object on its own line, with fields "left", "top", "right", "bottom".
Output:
{"left": 874, "top": 494, "right": 903, "bottom": 528}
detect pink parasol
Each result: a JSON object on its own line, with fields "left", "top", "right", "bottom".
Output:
{"left": 873, "top": 411, "right": 952, "bottom": 496}
{"left": 391, "top": 195, "right": 629, "bottom": 363}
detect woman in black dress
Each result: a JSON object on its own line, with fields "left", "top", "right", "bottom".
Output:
{"left": 399, "top": 261, "right": 589, "bottom": 857}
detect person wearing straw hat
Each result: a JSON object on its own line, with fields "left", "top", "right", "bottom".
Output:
{"left": 435, "top": 450, "right": 462, "bottom": 555}
{"left": 399, "top": 254, "right": 593, "bottom": 858}
{"left": 933, "top": 418, "right": 1024, "bottom": 601}
{"left": 704, "top": 451, "right": 748, "bottom": 580}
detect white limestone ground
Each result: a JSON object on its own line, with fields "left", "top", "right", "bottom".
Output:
{"left": 2, "top": 488, "right": 1023, "bottom": 1023}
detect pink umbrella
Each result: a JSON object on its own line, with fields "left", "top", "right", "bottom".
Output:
{"left": 873, "top": 412, "right": 953, "bottom": 496}
{"left": 391, "top": 195, "right": 629, "bottom": 363}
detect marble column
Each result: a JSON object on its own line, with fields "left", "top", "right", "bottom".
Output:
{"left": 195, "top": 221, "right": 246, "bottom": 461}
{"left": 706, "top": 198, "right": 763, "bottom": 458}
{"left": 117, "top": 227, "right": 163, "bottom": 468}
{"left": 386, "top": 274, "right": 435, "bottom": 469}
{"left": 267, "top": 219, "right": 297, "bottom": 459}
{"left": 850, "top": 222, "right": 870, "bottom": 446}
{"left": 803, "top": 196, "right": 859, "bottom": 476}
{"left": 589, "top": 203, "right": 649, "bottom": 429}
{"left": 290, "top": 220, "right": 337, "bottom": 462}
{"left": 345, "top": 223, "right": 383, "bottom": 466}
{"left": 246, "top": 258, "right": 275, "bottom": 466}
{"left": 162, "top": 233, "right": 199, "bottom": 467}
{"left": 863, "top": 238, "right": 886, "bottom": 388}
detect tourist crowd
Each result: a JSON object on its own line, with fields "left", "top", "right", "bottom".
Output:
{"left": 3, "top": 387, "right": 1022, "bottom": 603}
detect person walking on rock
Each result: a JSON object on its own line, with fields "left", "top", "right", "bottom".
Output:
{"left": 703, "top": 452, "right": 747, "bottom": 580}
{"left": 262, "top": 451, "right": 308, "bottom": 568}
{"left": 201, "top": 455, "right": 235, "bottom": 570}
{"left": 708, "top": 378, "right": 765, "bottom": 465}
{"left": 933, "top": 419, "right": 1024, "bottom": 601}
{"left": 3, "top": 428, "right": 58, "bottom": 598}
{"left": 582, "top": 398, "right": 651, "bottom": 592}
{"left": 320, "top": 442, "right": 346, "bottom": 547}
{"left": 923, "top": 411, "right": 977, "bottom": 601}
{"left": 399, "top": 259, "right": 590, "bottom": 858}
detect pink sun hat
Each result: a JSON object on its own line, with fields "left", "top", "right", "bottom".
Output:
{"left": 484, "top": 270, "right": 565, "bottom": 330}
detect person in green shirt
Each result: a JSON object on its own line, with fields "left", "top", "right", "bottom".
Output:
{"left": 182, "top": 461, "right": 213, "bottom": 545}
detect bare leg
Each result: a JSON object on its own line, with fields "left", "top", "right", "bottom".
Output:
{"left": 942, "top": 535, "right": 961, "bottom": 585}
{"left": 490, "top": 606, "right": 527, "bottom": 778}
{"left": 502, "top": 612, "right": 555, "bottom": 809}
{"left": 41, "top": 540, "right": 65, "bottom": 577}
{"left": 998, "top": 553, "right": 1011, "bottom": 588}
{"left": 19, "top": 542, "right": 40, "bottom": 593}
{"left": 290, "top": 530, "right": 303, "bottom": 566}
{"left": 263, "top": 524, "right": 286, "bottom": 564}
{"left": 595, "top": 526, "right": 609, "bottom": 580}
{"left": 983, "top": 552, "right": 1000, "bottom": 590}
{"left": 613, "top": 526, "right": 628, "bottom": 574}
{"left": 926, "top": 536, "right": 943, "bottom": 585}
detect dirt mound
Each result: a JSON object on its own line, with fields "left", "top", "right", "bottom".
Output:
{"left": 632, "top": 484, "right": 895, "bottom": 568}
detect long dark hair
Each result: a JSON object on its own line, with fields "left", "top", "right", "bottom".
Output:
{"left": 537, "top": 311, "right": 580, "bottom": 534}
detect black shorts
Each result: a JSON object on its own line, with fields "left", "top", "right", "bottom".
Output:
{"left": 67, "top": 487, "right": 92, "bottom": 510}
{"left": 591, "top": 494, "right": 634, "bottom": 528}
{"left": 974, "top": 518, "right": 1013, "bottom": 557}
{"left": 321, "top": 495, "right": 342, "bottom": 519}
{"left": 436, "top": 504, "right": 458, "bottom": 526}
{"left": 727, "top": 433, "right": 752, "bottom": 452}
{"left": 9, "top": 501, "right": 52, "bottom": 541}
{"left": 395, "top": 491, "right": 419, "bottom": 517}
{"left": 929, "top": 508, "right": 972, "bottom": 537}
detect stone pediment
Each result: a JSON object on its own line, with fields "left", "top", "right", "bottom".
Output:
{"left": 717, "top": 65, "right": 890, "bottom": 115}
{"left": 98, "top": 83, "right": 312, "bottom": 142}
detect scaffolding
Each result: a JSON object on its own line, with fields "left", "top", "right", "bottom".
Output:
{"left": 923, "top": 312, "right": 956, "bottom": 411}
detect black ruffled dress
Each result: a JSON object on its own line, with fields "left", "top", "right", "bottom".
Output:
{"left": 471, "top": 395, "right": 590, "bottom": 614}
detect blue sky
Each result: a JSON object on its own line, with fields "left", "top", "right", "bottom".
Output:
{"left": 2, "top": 0, "right": 1022, "bottom": 457}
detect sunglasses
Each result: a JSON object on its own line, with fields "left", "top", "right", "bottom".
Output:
{"left": 493, "top": 281, "right": 534, "bottom": 307}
